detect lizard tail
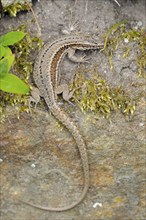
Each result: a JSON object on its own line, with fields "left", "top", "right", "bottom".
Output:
{"left": 22, "top": 104, "right": 89, "bottom": 211}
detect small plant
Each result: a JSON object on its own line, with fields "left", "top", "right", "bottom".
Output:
{"left": 3, "top": 3, "right": 30, "bottom": 17}
{"left": 70, "top": 65, "right": 137, "bottom": 119}
{"left": 0, "top": 31, "right": 30, "bottom": 94}
{"left": 0, "top": 26, "right": 42, "bottom": 121}
{"left": 102, "top": 20, "right": 146, "bottom": 78}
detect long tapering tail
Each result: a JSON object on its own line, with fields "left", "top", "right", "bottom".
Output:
{"left": 22, "top": 104, "right": 89, "bottom": 211}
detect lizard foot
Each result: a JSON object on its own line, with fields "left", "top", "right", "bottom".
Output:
{"left": 67, "top": 48, "right": 91, "bottom": 63}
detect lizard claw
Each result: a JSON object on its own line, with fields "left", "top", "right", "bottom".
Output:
{"left": 80, "top": 55, "right": 91, "bottom": 63}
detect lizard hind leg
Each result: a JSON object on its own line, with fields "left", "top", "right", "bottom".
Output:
{"left": 56, "top": 84, "right": 75, "bottom": 103}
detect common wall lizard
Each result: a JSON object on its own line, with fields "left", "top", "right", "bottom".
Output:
{"left": 24, "top": 35, "right": 103, "bottom": 211}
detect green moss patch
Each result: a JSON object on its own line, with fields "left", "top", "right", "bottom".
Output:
{"left": 70, "top": 65, "right": 137, "bottom": 119}
{"left": 102, "top": 20, "right": 146, "bottom": 78}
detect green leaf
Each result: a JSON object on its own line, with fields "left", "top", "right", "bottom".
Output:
{"left": 0, "top": 55, "right": 15, "bottom": 77}
{"left": 0, "top": 45, "right": 12, "bottom": 59}
{"left": 0, "top": 73, "right": 30, "bottom": 94}
{"left": 0, "top": 31, "right": 26, "bottom": 46}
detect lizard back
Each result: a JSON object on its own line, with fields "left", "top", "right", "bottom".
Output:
{"left": 24, "top": 35, "right": 103, "bottom": 211}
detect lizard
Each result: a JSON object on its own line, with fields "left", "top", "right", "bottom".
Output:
{"left": 23, "top": 35, "right": 103, "bottom": 211}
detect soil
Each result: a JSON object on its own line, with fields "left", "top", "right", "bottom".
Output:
{"left": 0, "top": 0, "right": 145, "bottom": 220}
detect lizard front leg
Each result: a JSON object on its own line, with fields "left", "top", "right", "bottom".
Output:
{"left": 28, "top": 87, "right": 41, "bottom": 110}
{"left": 67, "top": 48, "right": 90, "bottom": 63}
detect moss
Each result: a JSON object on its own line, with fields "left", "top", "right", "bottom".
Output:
{"left": 12, "top": 25, "right": 42, "bottom": 80}
{"left": 136, "top": 32, "right": 146, "bottom": 78}
{"left": 0, "top": 25, "right": 42, "bottom": 121}
{"left": 70, "top": 65, "right": 137, "bottom": 119}
{"left": 102, "top": 21, "right": 146, "bottom": 78}
{"left": 3, "top": 3, "right": 30, "bottom": 17}
{"left": 1, "top": 21, "right": 145, "bottom": 122}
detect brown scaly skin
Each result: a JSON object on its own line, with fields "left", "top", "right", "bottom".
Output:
{"left": 23, "top": 35, "right": 103, "bottom": 211}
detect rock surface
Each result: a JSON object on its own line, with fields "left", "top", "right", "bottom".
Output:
{"left": 0, "top": 0, "right": 145, "bottom": 219}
